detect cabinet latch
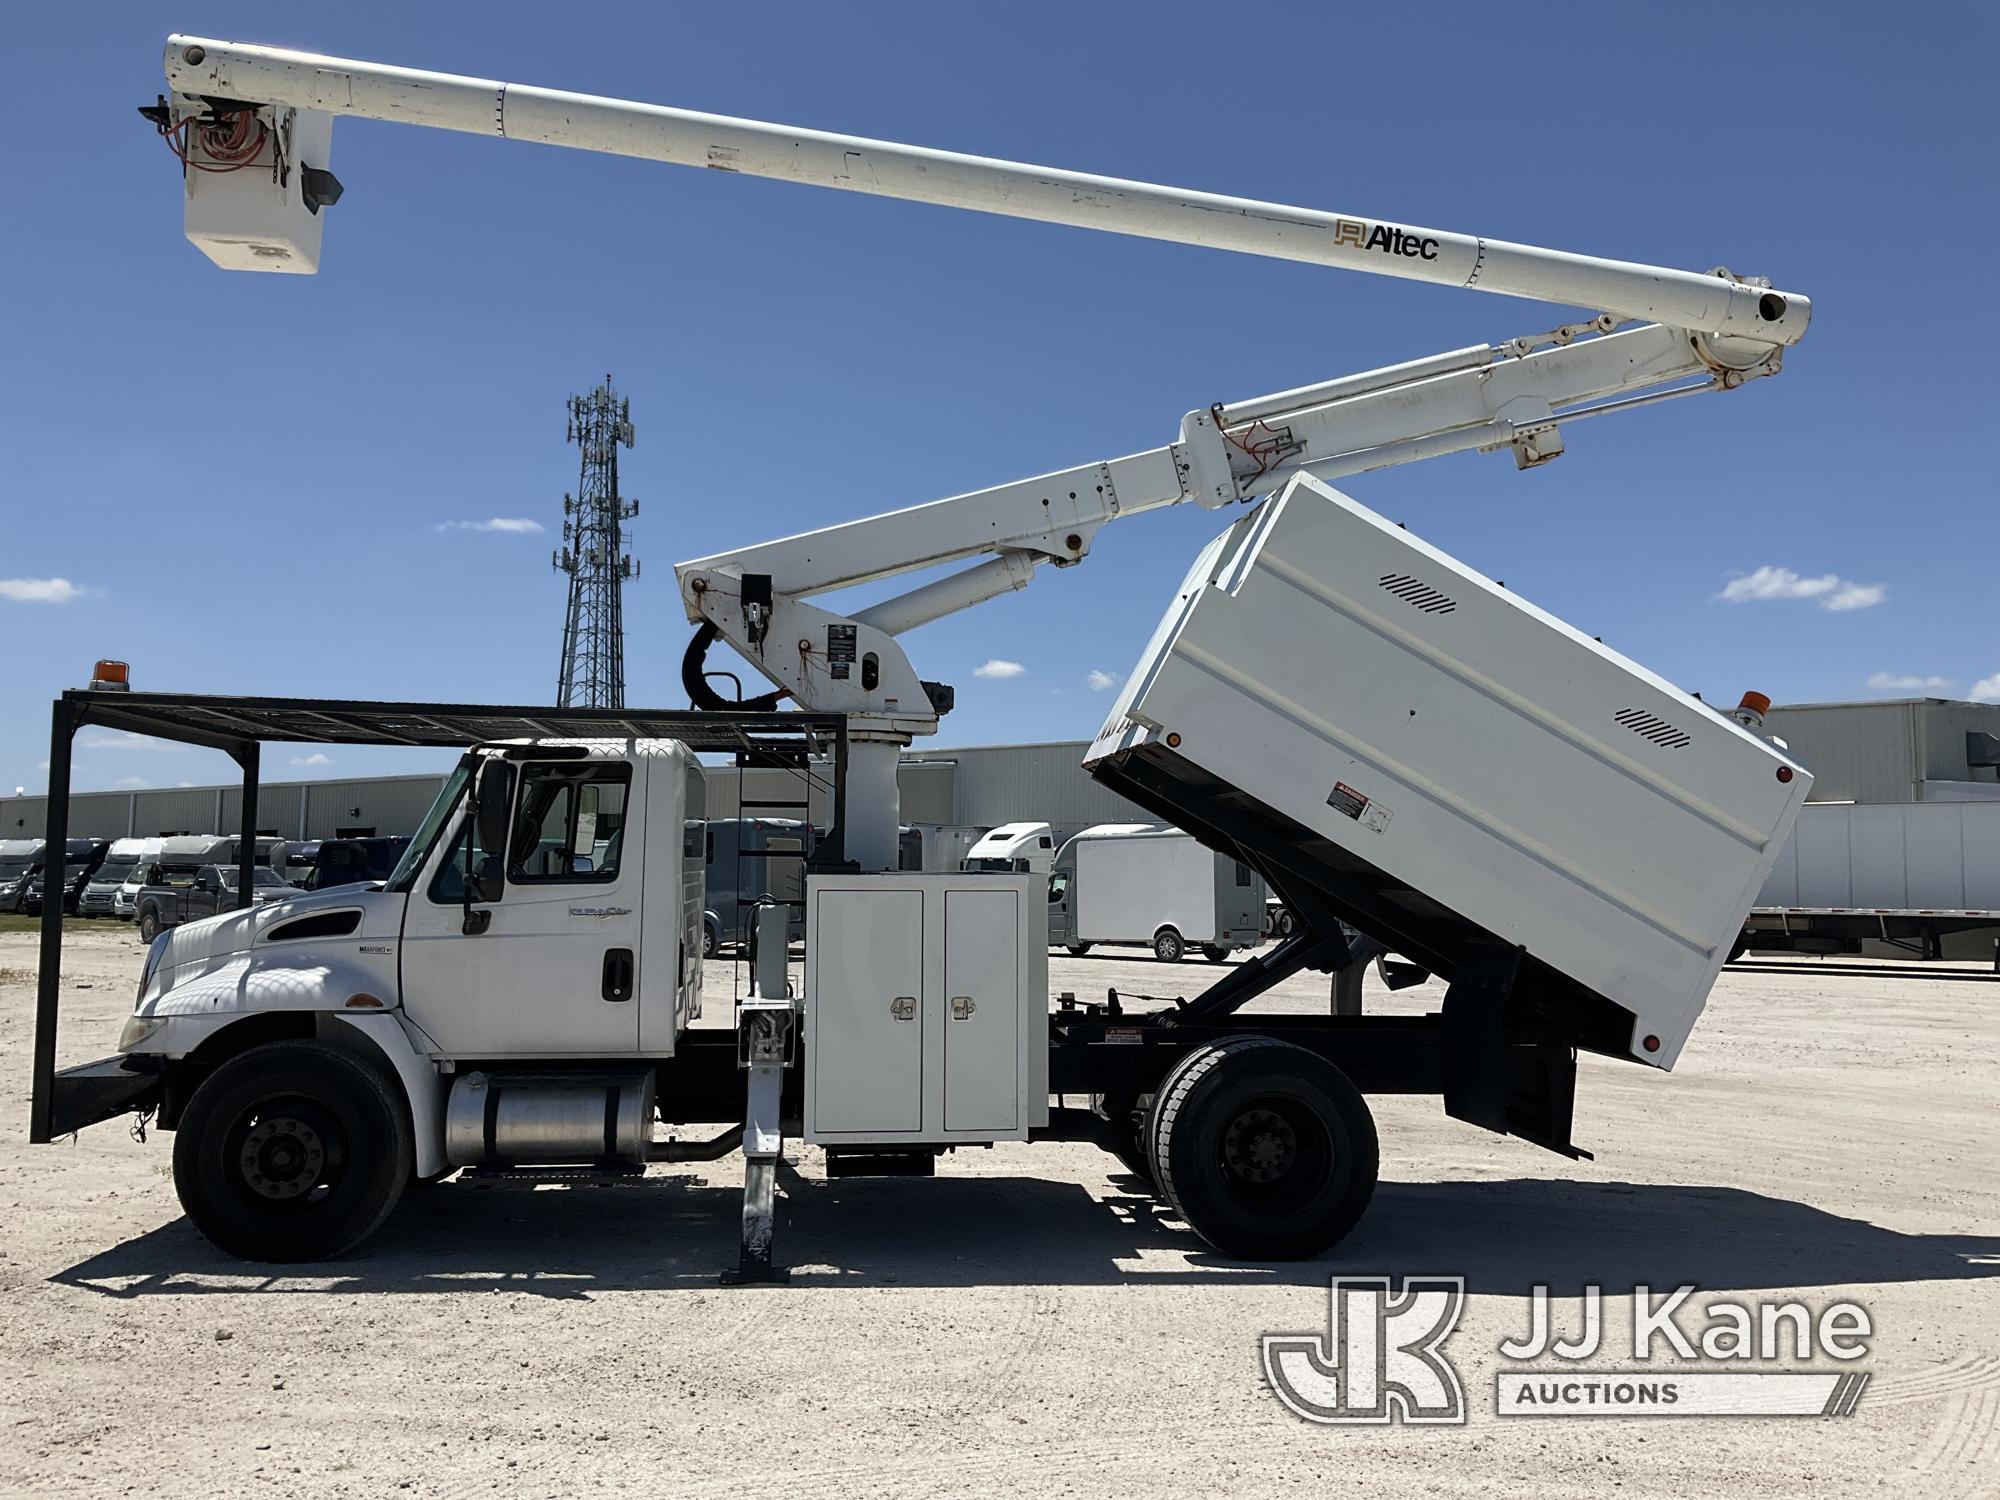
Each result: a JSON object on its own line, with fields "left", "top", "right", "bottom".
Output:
{"left": 951, "top": 995, "right": 976, "bottom": 1021}
{"left": 889, "top": 995, "right": 917, "bottom": 1022}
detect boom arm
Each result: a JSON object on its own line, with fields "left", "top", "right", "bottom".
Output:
{"left": 149, "top": 36, "right": 1812, "bottom": 871}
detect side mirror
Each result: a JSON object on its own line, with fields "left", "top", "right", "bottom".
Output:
{"left": 474, "top": 761, "right": 515, "bottom": 868}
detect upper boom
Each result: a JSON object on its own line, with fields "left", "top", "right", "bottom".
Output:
{"left": 157, "top": 36, "right": 1807, "bottom": 346}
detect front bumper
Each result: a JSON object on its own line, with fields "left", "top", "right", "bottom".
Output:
{"left": 42, "top": 1054, "right": 164, "bottom": 1139}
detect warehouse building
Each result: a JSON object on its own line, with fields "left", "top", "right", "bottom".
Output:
{"left": 5, "top": 698, "right": 1996, "bottom": 844}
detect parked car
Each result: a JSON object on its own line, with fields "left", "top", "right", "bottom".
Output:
{"left": 294, "top": 836, "right": 410, "bottom": 891}
{"left": 0, "top": 839, "right": 46, "bottom": 914}
{"left": 136, "top": 862, "right": 298, "bottom": 940}
{"left": 25, "top": 839, "right": 111, "bottom": 916}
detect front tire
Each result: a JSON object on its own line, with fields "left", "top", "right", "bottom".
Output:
{"left": 172, "top": 1040, "right": 412, "bottom": 1262}
{"left": 1152, "top": 927, "right": 1185, "bottom": 963}
{"left": 1150, "top": 1036, "right": 1378, "bottom": 1260}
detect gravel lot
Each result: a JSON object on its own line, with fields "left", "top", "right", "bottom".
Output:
{"left": 3, "top": 923, "right": 1997, "bottom": 1497}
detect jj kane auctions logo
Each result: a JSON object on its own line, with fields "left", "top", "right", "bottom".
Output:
{"left": 1264, "top": 1278, "right": 1873, "bottom": 1424}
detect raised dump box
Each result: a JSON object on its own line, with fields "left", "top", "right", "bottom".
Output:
{"left": 1087, "top": 473, "right": 1810, "bottom": 1068}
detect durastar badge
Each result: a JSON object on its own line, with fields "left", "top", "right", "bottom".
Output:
{"left": 568, "top": 906, "right": 633, "bottom": 920}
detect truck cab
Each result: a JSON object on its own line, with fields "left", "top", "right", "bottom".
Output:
{"left": 110, "top": 738, "right": 706, "bottom": 1258}
{"left": 960, "top": 822, "right": 1054, "bottom": 875}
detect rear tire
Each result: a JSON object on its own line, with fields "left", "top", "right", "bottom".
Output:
{"left": 1150, "top": 1036, "right": 1378, "bottom": 1260}
{"left": 1152, "top": 927, "right": 1185, "bottom": 963}
{"left": 1202, "top": 944, "right": 1230, "bottom": 963}
{"left": 172, "top": 1040, "right": 412, "bottom": 1262}
{"left": 139, "top": 910, "right": 161, "bottom": 942}
{"left": 1066, "top": 943, "right": 1092, "bottom": 957}
{"left": 701, "top": 922, "right": 718, "bottom": 960}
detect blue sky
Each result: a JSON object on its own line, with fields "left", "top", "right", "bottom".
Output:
{"left": 3, "top": 4, "right": 1995, "bottom": 797}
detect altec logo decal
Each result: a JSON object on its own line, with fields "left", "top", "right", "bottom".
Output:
{"left": 1333, "top": 218, "right": 1441, "bottom": 261}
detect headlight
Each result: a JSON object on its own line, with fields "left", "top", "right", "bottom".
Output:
{"left": 118, "top": 1015, "right": 168, "bottom": 1052}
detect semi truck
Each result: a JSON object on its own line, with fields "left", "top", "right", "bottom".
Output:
{"left": 29, "top": 36, "right": 1815, "bottom": 1278}
{"left": 1048, "top": 824, "right": 1267, "bottom": 962}
{"left": 962, "top": 822, "right": 1055, "bottom": 875}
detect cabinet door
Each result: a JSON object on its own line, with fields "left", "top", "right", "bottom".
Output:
{"left": 943, "top": 888, "right": 1019, "bottom": 1132}
{"left": 811, "top": 887, "right": 925, "bottom": 1134}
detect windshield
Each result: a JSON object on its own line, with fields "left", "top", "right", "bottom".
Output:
{"left": 386, "top": 759, "right": 473, "bottom": 893}
{"left": 0, "top": 857, "right": 33, "bottom": 879}
{"left": 91, "top": 856, "right": 139, "bottom": 886}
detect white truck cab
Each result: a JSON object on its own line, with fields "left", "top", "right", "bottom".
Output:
{"left": 117, "top": 738, "right": 706, "bottom": 1258}
{"left": 961, "top": 822, "right": 1054, "bottom": 875}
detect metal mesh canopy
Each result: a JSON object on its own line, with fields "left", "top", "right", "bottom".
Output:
{"left": 56, "top": 690, "right": 845, "bottom": 758}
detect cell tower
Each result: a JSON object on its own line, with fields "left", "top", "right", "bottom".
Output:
{"left": 552, "top": 376, "right": 639, "bottom": 708}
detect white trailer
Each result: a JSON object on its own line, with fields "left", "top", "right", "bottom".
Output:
{"left": 1743, "top": 801, "right": 2000, "bottom": 961}
{"left": 1049, "top": 824, "right": 1266, "bottom": 962}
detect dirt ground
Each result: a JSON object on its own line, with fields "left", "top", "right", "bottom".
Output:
{"left": 2, "top": 924, "right": 1997, "bottom": 1498}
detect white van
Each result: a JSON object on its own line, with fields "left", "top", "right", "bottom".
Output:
{"left": 1047, "top": 824, "right": 1268, "bottom": 962}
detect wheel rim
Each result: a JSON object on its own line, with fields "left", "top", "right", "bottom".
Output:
{"left": 222, "top": 1095, "right": 348, "bottom": 1211}
{"left": 1219, "top": 1094, "right": 1335, "bottom": 1211}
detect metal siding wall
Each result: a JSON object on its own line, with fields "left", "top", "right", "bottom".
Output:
{"left": 917, "top": 741, "right": 1154, "bottom": 844}
{"left": 1765, "top": 703, "right": 1921, "bottom": 804}
{"left": 134, "top": 787, "right": 226, "bottom": 836}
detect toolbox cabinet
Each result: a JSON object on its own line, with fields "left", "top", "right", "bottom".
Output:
{"left": 804, "top": 873, "right": 1048, "bottom": 1145}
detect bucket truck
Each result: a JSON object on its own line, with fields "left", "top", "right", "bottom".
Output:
{"left": 28, "top": 37, "right": 1812, "bottom": 1275}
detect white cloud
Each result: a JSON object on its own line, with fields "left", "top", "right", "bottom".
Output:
{"left": 1972, "top": 674, "right": 2000, "bottom": 704}
{"left": 1822, "top": 581, "right": 1886, "bottom": 612}
{"left": 37, "top": 760, "right": 49, "bottom": 771}
{"left": 0, "top": 577, "right": 85, "bottom": 604}
{"left": 114, "top": 776, "right": 148, "bottom": 790}
{"left": 1866, "top": 672, "right": 1954, "bottom": 691}
{"left": 434, "top": 517, "right": 544, "bottom": 534}
{"left": 973, "top": 659, "right": 1026, "bottom": 679}
{"left": 80, "top": 732, "right": 183, "bottom": 753}
{"left": 1086, "top": 669, "right": 1118, "bottom": 692}
{"left": 289, "top": 752, "right": 334, "bottom": 767}
{"left": 1718, "top": 566, "right": 1885, "bottom": 612}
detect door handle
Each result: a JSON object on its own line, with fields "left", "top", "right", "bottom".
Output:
{"left": 602, "top": 948, "right": 635, "bottom": 1003}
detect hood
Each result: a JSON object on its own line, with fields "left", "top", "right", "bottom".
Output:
{"left": 155, "top": 882, "right": 402, "bottom": 978}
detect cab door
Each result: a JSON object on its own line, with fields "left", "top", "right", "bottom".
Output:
{"left": 400, "top": 757, "right": 647, "bottom": 1057}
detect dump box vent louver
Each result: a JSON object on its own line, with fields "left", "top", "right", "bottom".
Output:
{"left": 1613, "top": 708, "right": 1693, "bottom": 749}
{"left": 265, "top": 910, "right": 362, "bottom": 942}
{"left": 1377, "top": 573, "right": 1457, "bottom": 614}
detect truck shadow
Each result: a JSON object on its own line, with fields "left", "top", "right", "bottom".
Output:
{"left": 50, "top": 1171, "right": 2000, "bottom": 1299}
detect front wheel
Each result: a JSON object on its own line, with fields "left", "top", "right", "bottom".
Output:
{"left": 1152, "top": 927, "right": 1185, "bottom": 963}
{"left": 172, "top": 1040, "right": 412, "bottom": 1262}
{"left": 1150, "top": 1036, "right": 1378, "bottom": 1260}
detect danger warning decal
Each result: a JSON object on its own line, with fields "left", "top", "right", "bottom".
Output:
{"left": 1327, "top": 781, "right": 1370, "bottom": 820}
{"left": 1328, "top": 781, "right": 1394, "bottom": 834}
